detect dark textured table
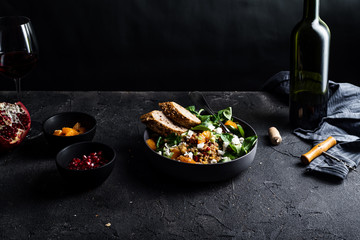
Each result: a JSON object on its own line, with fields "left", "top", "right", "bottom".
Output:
{"left": 1, "top": 91, "right": 359, "bottom": 239}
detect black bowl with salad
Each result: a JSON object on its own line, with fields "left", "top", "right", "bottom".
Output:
{"left": 141, "top": 101, "right": 258, "bottom": 182}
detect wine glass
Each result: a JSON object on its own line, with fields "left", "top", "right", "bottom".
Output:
{"left": 0, "top": 16, "right": 39, "bottom": 100}
{"left": 0, "top": 16, "right": 41, "bottom": 139}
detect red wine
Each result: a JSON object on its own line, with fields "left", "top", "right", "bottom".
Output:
{"left": 0, "top": 51, "right": 38, "bottom": 79}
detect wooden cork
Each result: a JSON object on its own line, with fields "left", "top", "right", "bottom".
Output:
{"left": 268, "top": 127, "right": 282, "bottom": 145}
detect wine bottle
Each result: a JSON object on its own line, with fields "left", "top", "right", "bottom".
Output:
{"left": 289, "top": 0, "right": 330, "bottom": 129}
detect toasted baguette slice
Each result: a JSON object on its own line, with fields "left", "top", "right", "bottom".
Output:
{"left": 140, "top": 110, "right": 187, "bottom": 136}
{"left": 159, "top": 102, "right": 201, "bottom": 128}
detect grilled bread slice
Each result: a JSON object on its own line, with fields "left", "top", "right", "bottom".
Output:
{"left": 140, "top": 110, "right": 188, "bottom": 136}
{"left": 159, "top": 102, "right": 201, "bottom": 128}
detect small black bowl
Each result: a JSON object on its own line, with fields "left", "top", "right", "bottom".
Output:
{"left": 56, "top": 141, "right": 116, "bottom": 187}
{"left": 43, "top": 112, "right": 97, "bottom": 151}
{"left": 144, "top": 116, "right": 257, "bottom": 182}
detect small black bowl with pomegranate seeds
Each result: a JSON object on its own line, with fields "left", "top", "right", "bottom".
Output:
{"left": 56, "top": 141, "right": 116, "bottom": 187}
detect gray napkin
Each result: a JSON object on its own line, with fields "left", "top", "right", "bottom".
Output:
{"left": 263, "top": 71, "right": 360, "bottom": 179}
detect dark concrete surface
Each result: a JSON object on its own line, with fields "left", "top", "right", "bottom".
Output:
{"left": 1, "top": 91, "right": 360, "bottom": 239}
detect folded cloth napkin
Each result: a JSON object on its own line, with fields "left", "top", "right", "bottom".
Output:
{"left": 263, "top": 71, "right": 360, "bottom": 179}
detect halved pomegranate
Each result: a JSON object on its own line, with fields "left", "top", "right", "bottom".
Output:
{"left": 0, "top": 102, "right": 31, "bottom": 150}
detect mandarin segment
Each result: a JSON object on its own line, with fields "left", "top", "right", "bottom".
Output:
{"left": 53, "top": 122, "right": 86, "bottom": 136}
{"left": 62, "top": 127, "right": 80, "bottom": 136}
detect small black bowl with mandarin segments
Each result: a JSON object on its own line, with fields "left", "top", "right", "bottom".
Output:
{"left": 56, "top": 141, "right": 116, "bottom": 187}
{"left": 143, "top": 116, "right": 258, "bottom": 182}
{"left": 43, "top": 112, "right": 96, "bottom": 151}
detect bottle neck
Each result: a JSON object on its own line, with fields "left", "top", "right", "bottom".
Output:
{"left": 303, "top": 0, "right": 320, "bottom": 20}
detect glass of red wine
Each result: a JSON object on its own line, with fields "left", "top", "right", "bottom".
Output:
{"left": 0, "top": 16, "right": 41, "bottom": 139}
{"left": 0, "top": 16, "right": 39, "bottom": 100}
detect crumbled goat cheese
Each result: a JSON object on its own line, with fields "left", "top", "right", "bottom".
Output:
{"left": 232, "top": 135, "right": 241, "bottom": 145}
{"left": 164, "top": 147, "right": 171, "bottom": 156}
{"left": 215, "top": 127, "right": 223, "bottom": 134}
{"left": 208, "top": 124, "right": 215, "bottom": 131}
{"left": 197, "top": 142, "right": 205, "bottom": 149}
{"left": 184, "top": 152, "right": 193, "bottom": 159}
{"left": 186, "top": 130, "right": 194, "bottom": 139}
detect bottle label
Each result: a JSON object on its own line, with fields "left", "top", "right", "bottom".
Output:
{"left": 293, "top": 70, "right": 323, "bottom": 95}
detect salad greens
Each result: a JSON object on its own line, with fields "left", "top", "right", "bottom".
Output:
{"left": 156, "top": 133, "right": 181, "bottom": 149}
{"left": 191, "top": 105, "right": 256, "bottom": 162}
{"left": 156, "top": 106, "right": 257, "bottom": 163}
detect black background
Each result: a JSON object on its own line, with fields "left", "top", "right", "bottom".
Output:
{"left": 1, "top": 0, "right": 359, "bottom": 91}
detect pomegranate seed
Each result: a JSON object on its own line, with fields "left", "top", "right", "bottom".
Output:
{"left": 67, "top": 151, "right": 109, "bottom": 170}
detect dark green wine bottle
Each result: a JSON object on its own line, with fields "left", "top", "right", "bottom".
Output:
{"left": 290, "top": 0, "right": 330, "bottom": 129}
